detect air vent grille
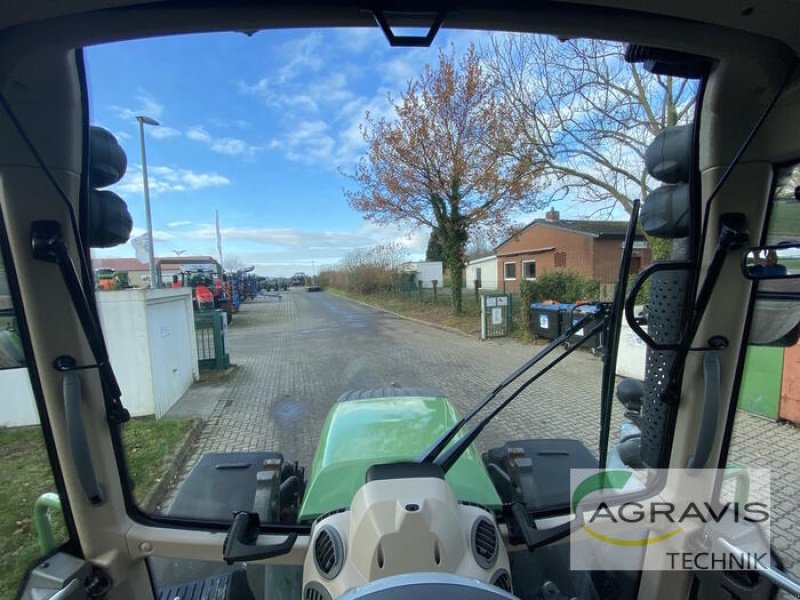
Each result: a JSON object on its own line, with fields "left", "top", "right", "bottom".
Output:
{"left": 313, "top": 526, "right": 344, "bottom": 579}
{"left": 492, "top": 570, "right": 512, "bottom": 592}
{"left": 304, "top": 582, "right": 332, "bottom": 600}
{"left": 315, "top": 507, "right": 347, "bottom": 523}
{"left": 472, "top": 517, "right": 498, "bottom": 569}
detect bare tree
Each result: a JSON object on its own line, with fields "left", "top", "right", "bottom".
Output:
{"left": 224, "top": 255, "right": 245, "bottom": 272}
{"left": 345, "top": 44, "right": 543, "bottom": 313}
{"left": 487, "top": 35, "right": 697, "bottom": 220}
{"left": 465, "top": 229, "right": 495, "bottom": 261}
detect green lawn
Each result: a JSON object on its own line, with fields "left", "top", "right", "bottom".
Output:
{"left": 769, "top": 200, "right": 800, "bottom": 238}
{"left": 0, "top": 417, "right": 194, "bottom": 598}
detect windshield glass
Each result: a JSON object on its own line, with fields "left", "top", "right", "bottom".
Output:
{"left": 83, "top": 29, "right": 698, "bottom": 526}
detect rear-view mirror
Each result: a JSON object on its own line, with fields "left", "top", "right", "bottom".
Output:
{"left": 742, "top": 243, "right": 800, "bottom": 280}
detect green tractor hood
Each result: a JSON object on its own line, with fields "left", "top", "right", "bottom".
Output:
{"left": 298, "top": 393, "right": 502, "bottom": 522}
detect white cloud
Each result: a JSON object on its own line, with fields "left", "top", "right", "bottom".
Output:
{"left": 202, "top": 221, "right": 428, "bottom": 276}
{"left": 209, "top": 117, "right": 251, "bottom": 130}
{"left": 270, "top": 119, "right": 336, "bottom": 166}
{"left": 336, "top": 28, "right": 382, "bottom": 53}
{"left": 130, "top": 226, "right": 174, "bottom": 241}
{"left": 114, "top": 164, "right": 230, "bottom": 197}
{"left": 150, "top": 126, "right": 181, "bottom": 140}
{"left": 110, "top": 92, "right": 165, "bottom": 122}
{"left": 167, "top": 220, "right": 193, "bottom": 228}
{"left": 186, "top": 125, "right": 212, "bottom": 143}
{"left": 306, "top": 72, "right": 354, "bottom": 105}
{"left": 186, "top": 124, "right": 260, "bottom": 157}
{"left": 277, "top": 32, "right": 324, "bottom": 83}
{"left": 94, "top": 220, "right": 429, "bottom": 278}
{"left": 240, "top": 71, "right": 354, "bottom": 114}
{"left": 381, "top": 54, "right": 424, "bottom": 84}
{"left": 176, "top": 169, "right": 231, "bottom": 189}
{"left": 265, "top": 88, "right": 394, "bottom": 170}
{"left": 210, "top": 137, "right": 260, "bottom": 157}
{"left": 114, "top": 130, "right": 132, "bottom": 141}
{"left": 182, "top": 220, "right": 428, "bottom": 259}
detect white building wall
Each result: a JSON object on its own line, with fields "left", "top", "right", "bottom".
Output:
{"left": 144, "top": 292, "right": 198, "bottom": 417}
{"left": 97, "top": 289, "right": 154, "bottom": 417}
{"left": 465, "top": 256, "right": 499, "bottom": 290}
{"left": 97, "top": 288, "right": 198, "bottom": 418}
{"left": 413, "top": 262, "right": 444, "bottom": 288}
{"left": 0, "top": 368, "right": 39, "bottom": 427}
{"left": 616, "top": 314, "right": 647, "bottom": 381}
{"left": 0, "top": 288, "right": 199, "bottom": 427}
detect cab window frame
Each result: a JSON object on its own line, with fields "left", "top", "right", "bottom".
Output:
{"left": 0, "top": 202, "right": 83, "bottom": 585}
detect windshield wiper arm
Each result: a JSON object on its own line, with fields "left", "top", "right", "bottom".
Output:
{"left": 418, "top": 317, "right": 594, "bottom": 463}
{"left": 419, "top": 201, "right": 643, "bottom": 471}
{"left": 434, "top": 317, "right": 607, "bottom": 473}
{"left": 418, "top": 310, "right": 600, "bottom": 464}
{"left": 598, "top": 199, "right": 640, "bottom": 468}
{"left": 32, "top": 220, "right": 130, "bottom": 425}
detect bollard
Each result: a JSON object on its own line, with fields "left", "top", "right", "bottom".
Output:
{"left": 33, "top": 493, "right": 62, "bottom": 554}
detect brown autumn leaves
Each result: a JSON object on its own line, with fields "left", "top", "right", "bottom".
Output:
{"left": 345, "top": 44, "right": 539, "bottom": 311}
{"left": 344, "top": 39, "right": 695, "bottom": 312}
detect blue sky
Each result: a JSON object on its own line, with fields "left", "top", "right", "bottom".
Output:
{"left": 86, "top": 28, "right": 556, "bottom": 276}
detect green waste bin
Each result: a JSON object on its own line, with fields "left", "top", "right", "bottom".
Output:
{"left": 738, "top": 345, "right": 783, "bottom": 420}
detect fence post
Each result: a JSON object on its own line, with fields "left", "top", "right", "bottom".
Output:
{"left": 213, "top": 310, "right": 225, "bottom": 370}
{"left": 474, "top": 279, "right": 480, "bottom": 302}
{"left": 432, "top": 280, "right": 438, "bottom": 303}
{"left": 417, "top": 280, "right": 423, "bottom": 303}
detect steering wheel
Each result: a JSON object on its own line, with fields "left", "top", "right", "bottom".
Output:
{"left": 336, "top": 573, "right": 519, "bottom": 600}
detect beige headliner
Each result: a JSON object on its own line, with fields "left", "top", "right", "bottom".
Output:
{"left": 0, "top": 0, "right": 797, "bottom": 61}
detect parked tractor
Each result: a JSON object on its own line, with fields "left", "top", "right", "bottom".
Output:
{"left": 157, "top": 257, "right": 233, "bottom": 323}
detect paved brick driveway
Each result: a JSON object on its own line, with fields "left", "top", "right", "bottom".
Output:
{"left": 164, "top": 290, "right": 799, "bottom": 574}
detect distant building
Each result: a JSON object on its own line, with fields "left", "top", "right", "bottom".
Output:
{"left": 92, "top": 255, "right": 219, "bottom": 287}
{"left": 399, "top": 261, "right": 444, "bottom": 289}
{"left": 92, "top": 257, "right": 154, "bottom": 287}
{"left": 493, "top": 208, "right": 651, "bottom": 293}
{"left": 465, "top": 254, "right": 499, "bottom": 290}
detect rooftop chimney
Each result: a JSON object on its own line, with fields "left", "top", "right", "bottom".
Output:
{"left": 545, "top": 207, "right": 560, "bottom": 221}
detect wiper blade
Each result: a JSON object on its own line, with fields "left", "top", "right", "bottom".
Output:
{"left": 32, "top": 221, "right": 129, "bottom": 425}
{"left": 418, "top": 308, "right": 604, "bottom": 465}
{"left": 434, "top": 316, "right": 607, "bottom": 473}
{"left": 598, "top": 199, "right": 640, "bottom": 468}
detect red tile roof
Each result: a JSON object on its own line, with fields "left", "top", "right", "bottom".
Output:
{"left": 91, "top": 256, "right": 214, "bottom": 272}
{"left": 92, "top": 257, "right": 148, "bottom": 272}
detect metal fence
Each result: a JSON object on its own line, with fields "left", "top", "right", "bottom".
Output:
{"left": 388, "top": 284, "right": 522, "bottom": 318}
{"left": 194, "top": 309, "right": 230, "bottom": 370}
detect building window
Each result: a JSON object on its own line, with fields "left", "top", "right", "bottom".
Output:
{"left": 522, "top": 260, "right": 537, "bottom": 280}
{"left": 475, "top": 267, "right": 482, "bottom": 288}
{"left": 504, "top": 262, "right": 517, "bottom": 280}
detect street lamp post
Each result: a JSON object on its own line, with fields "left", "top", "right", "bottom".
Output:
{"left": 136, "top": 115, "right": 160, "bottom": 288}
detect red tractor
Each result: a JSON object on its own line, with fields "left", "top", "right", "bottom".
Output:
{"left": 156, "top": 256, "right": 233, "bottom": 323}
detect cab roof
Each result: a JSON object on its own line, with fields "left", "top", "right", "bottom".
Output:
{"left": 0, "top": 1, "right": 797, "bottom": 61}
